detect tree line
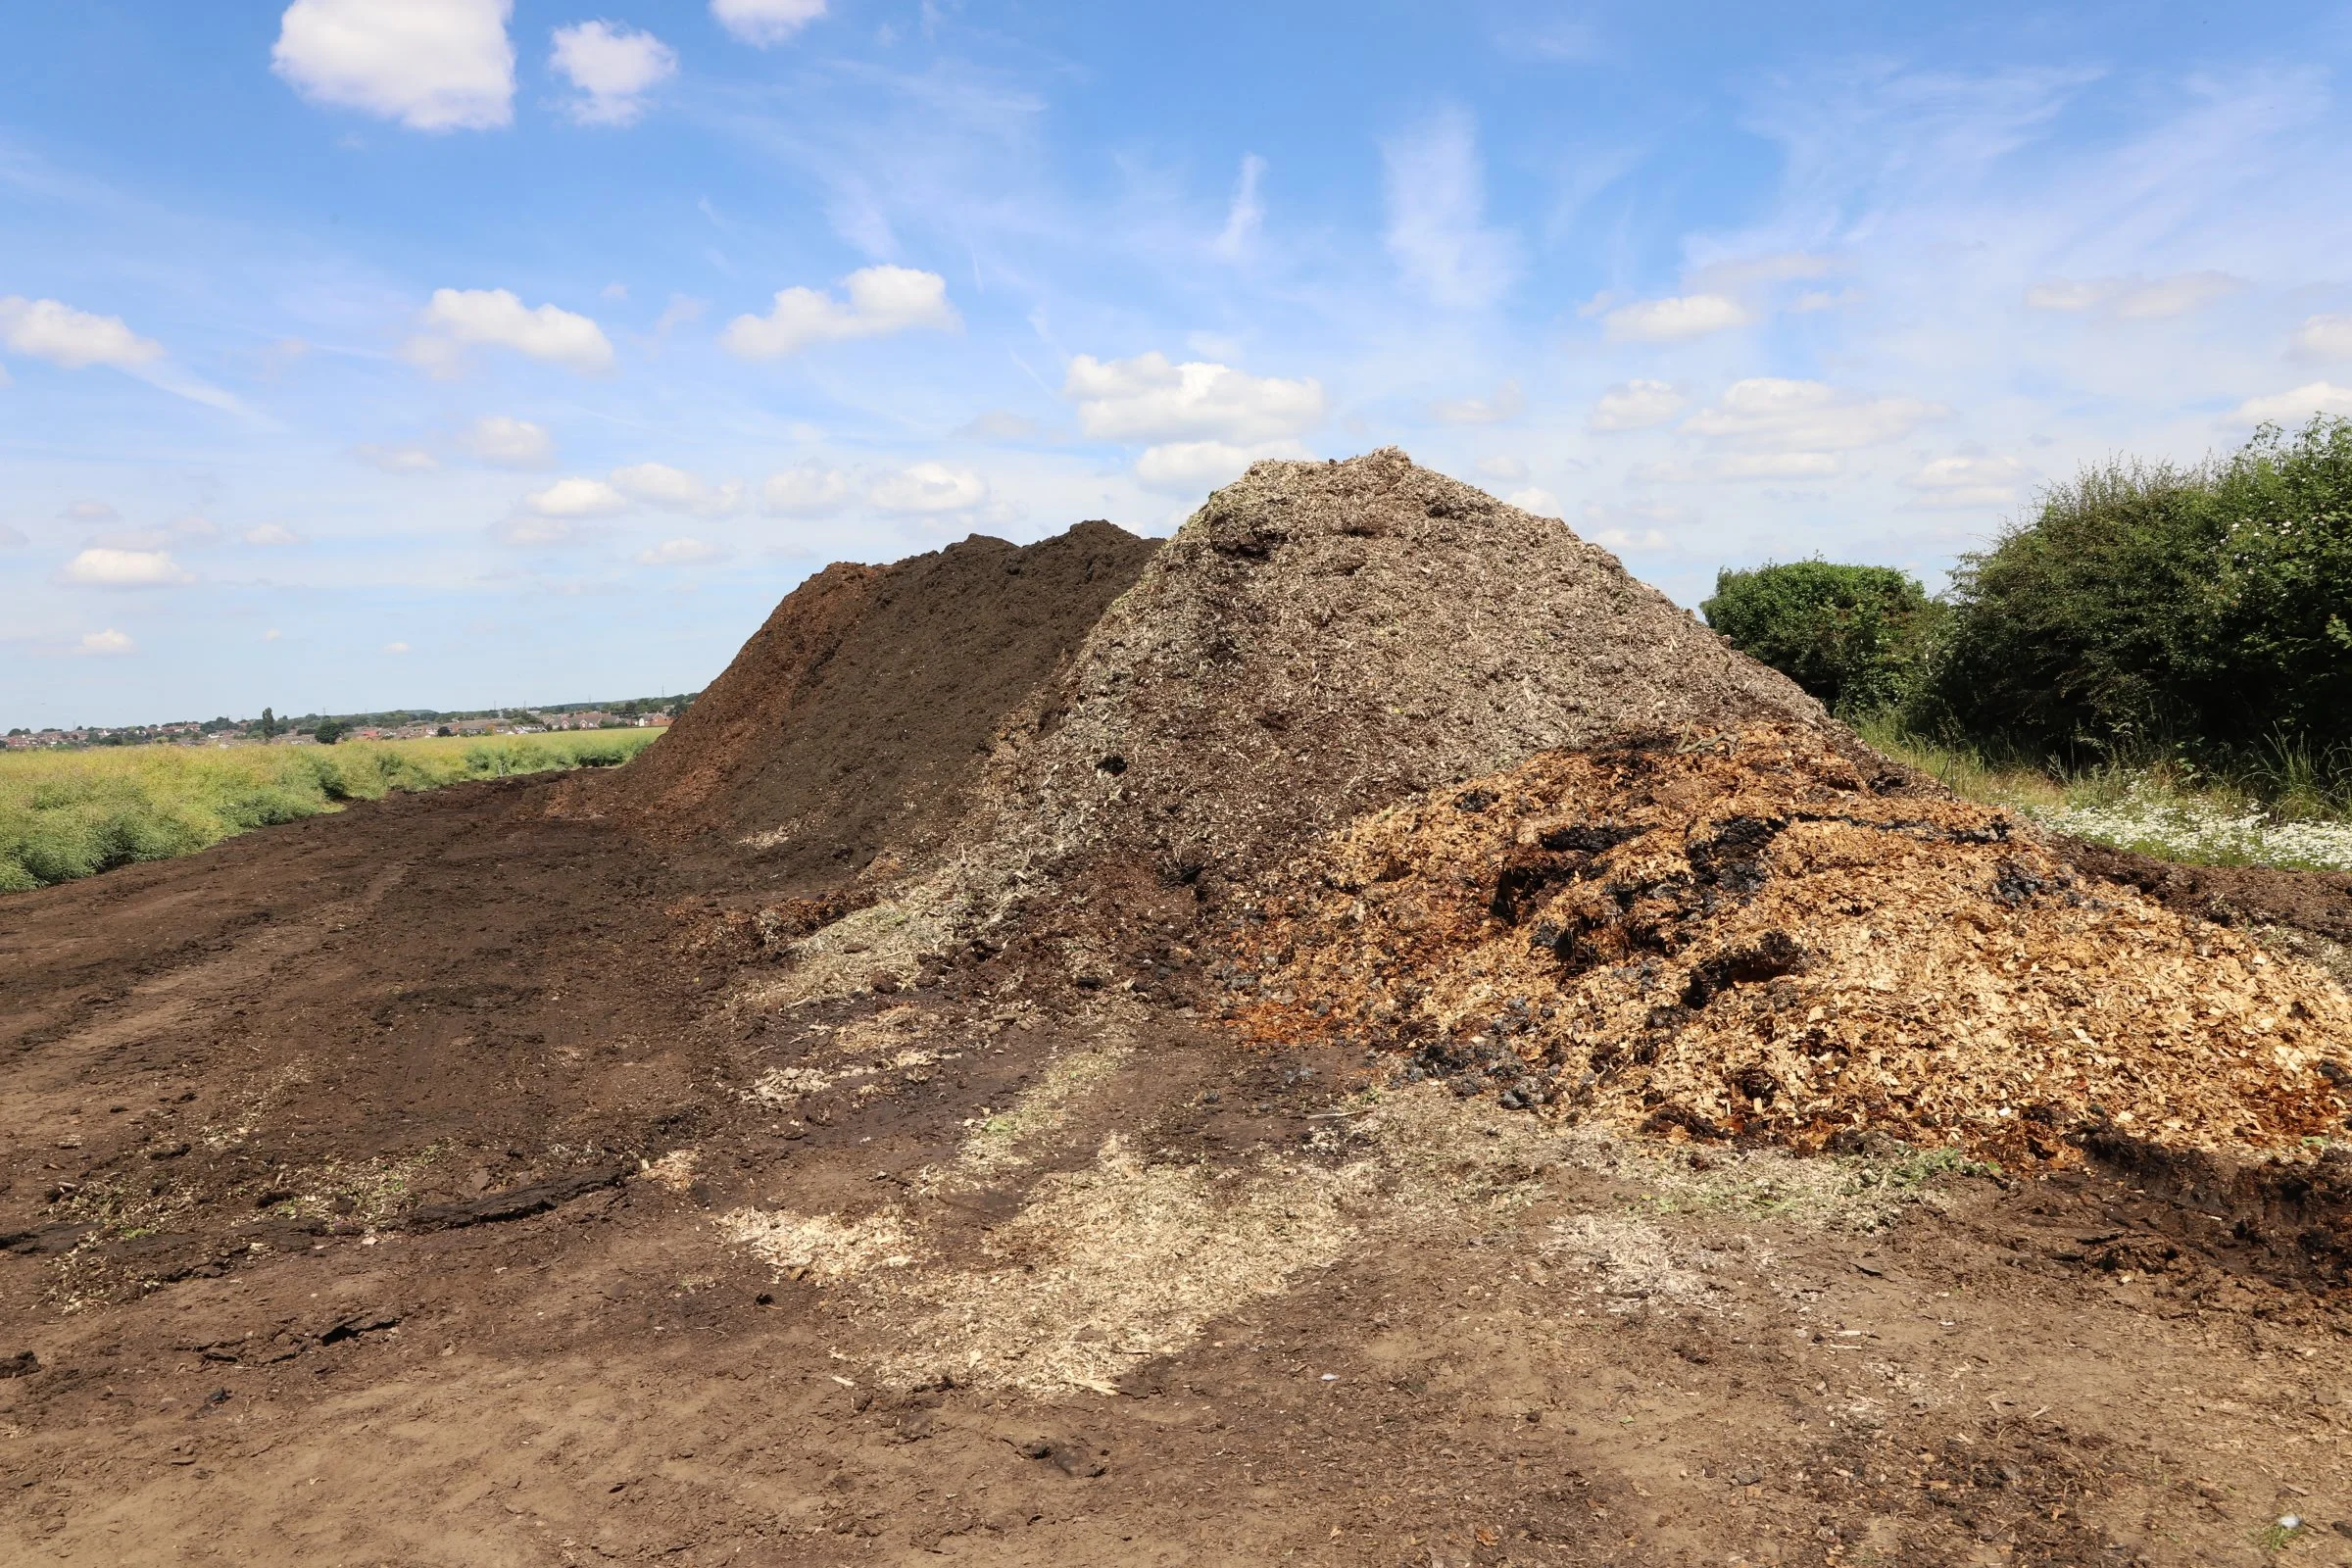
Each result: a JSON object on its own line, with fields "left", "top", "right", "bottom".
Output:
{"left": 1702, "top": 417, "right": 2352, "bottom": 797}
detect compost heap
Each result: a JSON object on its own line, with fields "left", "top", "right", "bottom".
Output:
{"left": 925, "top": 447, "right": 1832, "bottom": 961}
{"left": 589, "top": 522, "right": 1158, "bottom": 893}
{"left": 1223, "top": 725, "right": 2352, "bottom": 1161}
{"left": 678, "top": 447, "right": 2351, "bottom": 1165}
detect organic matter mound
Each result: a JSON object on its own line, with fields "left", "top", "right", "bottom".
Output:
{"left": 1225, "top": 725, "right": 2352, "bottom": 1160}
{"left": 598, "top": 522, "right": 1157, "bottom": 892}
{"left": 945, "top": 449, "right": 1831, "bottom": 926}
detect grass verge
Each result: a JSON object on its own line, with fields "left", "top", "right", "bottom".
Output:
{"left": 0, "top": 730, "right": 658, "bottom": 893}
{"left": 1855, "top": 715, "right": 2352, "bottom": 873}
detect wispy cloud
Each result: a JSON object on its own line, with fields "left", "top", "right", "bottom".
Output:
{"left": 1212, "top": 154, "right": 1267, "bottom": 263}
{"left": 1383, "top": 106, "right": 1521, "bottom": 310}
{"left": 2025, "top": 271, "right": 2242, "bottom": 319}
{"left": 1429, "top": 381, "right": 1523, "bottom": 425}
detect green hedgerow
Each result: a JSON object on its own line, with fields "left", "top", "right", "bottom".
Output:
{"left": 1701, "top": 559, "right": 1941, "bottom": 717}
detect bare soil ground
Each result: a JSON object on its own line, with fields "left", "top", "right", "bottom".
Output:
{"left": 5, "top": 774, "right": 2351, "bottom": 1567}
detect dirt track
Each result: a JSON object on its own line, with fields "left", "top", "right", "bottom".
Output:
{"left": 5, "top": 774, "right": 2351, "bottom": 1566}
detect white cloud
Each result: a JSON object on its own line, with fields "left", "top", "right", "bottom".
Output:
{"left": 264, "top": 629, "right": 283, "bottom": 642}
{"left": 711, "top": 0, "right": 826, "bottom": 46}
{"left": 60, "top": 501, "right": 119, "bottom": 523}
{"left": 1589, "top": 527, "right": 1668, "bottom": 550}
{"left": 1134, "top": 439, "right": 1311, "bottom": 495}
{"left": 550, "top": 21, "right": 675, "bottom": 125}
{"left": 242, "top": 523, "right": 304, "bottom": 546}
{"left": 78, "top": 629, "right": 135, "bottom": 656}
{"left": 1636, "top": 452, "right": 1844, "bottom": 484}
{"left": 59, "top": 548, "right": 191, "bottom": 587}
{"left": 1599, "top": 294, "right": 1751, "bottom": 343}
{"left": 1790, "top": 287, "right": 1860, "bottom": 314}
{"left": 760, "top": 464, "right": 852, "bottom": 515}
{"left": 2228, "top": 382, "right": 2352, "bottom": 425}
{"left": 0, "top": 523, "right": 26, "bottom": 550}
{"left": 85, "top": 518, "right": 219, "bottom": 553}
{"left": 1429, "top": 381, "right": 1523, "bottom": 425}
{"left": 636, "top": 537, "right": 723, "bottom": 566}
{"left": 2291, "top": 315, "right": 2352, "bottom": 361}
{"left": 444, "top": 414, "right": 545, "bottom": 469}
{"left": 1475, "top": 456, "right": 1529, "bottom": 483}
{"left": 1589, "top": 379, "right": 1688, "bottom": 431}
{"left": 1690, "top": 253, "right": 1837, "bottom": 291}
{"left": 720, "top": 267, "right": 959, "bottom": 359}
{"left": 355, "top": 442, "right": 439, "bottom": 473}
{"left": 957, "top": 410, "right": 1041, "bottom": 441}
{"left": 524, "top": 477, "right": 628, "bottom": 517}
{"left": 1063, "top": 352, "right": 1325, "bottom": 444}
{"left": 1717, "top": 453, "right": 1839, "bottom": 480}
{"left": 405, "top": 289, "right": 614, "bottom": 377}
{"left": 1903, "top": 453, "right": 2032, "bottom": 510}
{"left": 611, "top": 463, "right": 741, "bottom": 515}
{"left": 2024, "top": 271, "right": 2242, "bottom": 319}
{"left": 0, "top": 296, "right": 165, "bottom": 369}
{"left": 1505, "top": 487, "right": 1562, "bottom": 517}
{"left": 496, "top": 515, "right": 577, "bottom": 546}
{"left": 1684, "top": 378, "right": 1944, "bottom": 450}
{"left": 271, "top": 0, "right": 514, "bottom": 132}
{"left": 456, "top": 414, "right": 555, "bottom": 467}
{"left": 866, "top": 463, "right": 987, "bottom": 514}
{"left": 1383, "top": 106, "right": 1521, "bottom": 310}
{"left": 1580, "top": 500, "right": 1686, "bottom": 549}
{"left": 653, "top": 295, "right": 707, "bottom": 336}
{"left": 1212, "top": 154, "right": 1266, "bottom": 262}
{"left": 384, "top": 641, "right": 412, "bottom": 654}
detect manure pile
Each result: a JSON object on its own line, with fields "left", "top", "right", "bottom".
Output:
{"left": 593, "top": 521, "right": 1156, "bottom": 892}
{"left": 1222, "top": 726, "right": 2352, "bottom": 1159}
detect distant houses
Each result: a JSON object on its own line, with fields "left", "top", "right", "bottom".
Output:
{"left": 4, "top": 700, "right": 682, "bottom": 751}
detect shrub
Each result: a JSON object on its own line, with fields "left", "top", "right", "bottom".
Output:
{"left": 1701, "top": 560, "right": 1937, "bottom": 715}
{"left": 1934, "top": 417, "right": 2352, "bottom": 770}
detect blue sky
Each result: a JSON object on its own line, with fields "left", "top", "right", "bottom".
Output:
{"left": 8, "top": 1, "right": 2352, "bottom": 728}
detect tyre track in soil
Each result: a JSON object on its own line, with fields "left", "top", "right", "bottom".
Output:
{"left": 0, "top": 771, "right": 2348, "bottom": 1565}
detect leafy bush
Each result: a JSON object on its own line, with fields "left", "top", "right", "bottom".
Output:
{"left": 1701, "top": 560, "right": 1938, "bottom": 715}
{"left": 1934, "top": 417, "right": 2352, "bottom": 771}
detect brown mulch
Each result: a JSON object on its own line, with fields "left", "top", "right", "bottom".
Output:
{"left": 1224, "top": 725, "right": 2352, "bottom": 1163}
{"left": 569, "top": 522, "right": 1158, "bottom": 895}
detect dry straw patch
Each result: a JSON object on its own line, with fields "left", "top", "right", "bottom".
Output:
{"left": 716, "top": 1071, "right": 1964, "bottom": 1394}
{"left": 745, "top": 870, "right": 958, "bottom": 1006}
{"left": 875, "top": 1135, "right": 1367, "bottom": 1395}
{"left": 719, "top": 1208, "right": 924, "bottom": 1283}
{"left": 744, "top": 1004, "right": 966, "bottom": 1109}
{"left": 949, "top": 1036, "right": 1135, "bottom": 1179}
{"left": 1540, "top": 1213, "right": 1764, "bottom": 1316}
